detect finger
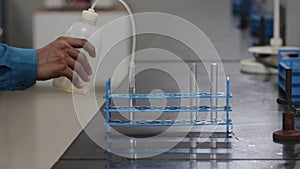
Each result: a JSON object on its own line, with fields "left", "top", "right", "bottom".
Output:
{"left": 66, "top": 48, "right": 93, "bottom": 75}
{"left": 82, "top": 40, "right": 96, "bottom": 58}
{"left": 64, "top": 37, "right": 96, "bottom": 58}
{"left": 67, "top": 57, "right": 90, "bottom": 82}
{"left": 63, "top": 67, "right": 83, "bottom": 89}
{"left": 62, "top": 37, "right": 86, "bottom": 48}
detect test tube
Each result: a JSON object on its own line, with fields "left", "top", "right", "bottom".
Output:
{"left": 189, "top": 137, "right": 197, "bottom": 160}
{"left": 210, "top": 63, "right": 218, "bottom": 122}
{"left": 190, "top": 63, "right": 198, "bottom": 122}
{"left": 129, "top": 63, "right": 136, "bottom": 123}
{"left": 129, "top": 138, "right": 137, "bottom": 159}
{"left": 210, "top": 138, "right": 217, "bottom": 166}
{"left": 129, "top": 87, "right": 135, "bottom": 123}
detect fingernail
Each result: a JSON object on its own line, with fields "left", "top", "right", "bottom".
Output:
{"left": 89, "top": 69, "right": 93, "bottom": 75}
{"left": 78, "top": 82, "right": 83, "bottom": 88}
{"left": 88, "top": 75, "right": 92, "bottom": 81}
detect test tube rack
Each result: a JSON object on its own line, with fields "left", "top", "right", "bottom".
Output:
{"left": 103, "top": 76, "right": 233, "bottom": 137}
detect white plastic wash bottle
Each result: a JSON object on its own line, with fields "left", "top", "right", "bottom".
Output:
{"left": 52, "top": 8, "right": 99, "bottom": 94}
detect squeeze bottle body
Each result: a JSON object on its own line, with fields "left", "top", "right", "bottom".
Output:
{"left": 52, "top": 9, "right": 98, "bottom": 94}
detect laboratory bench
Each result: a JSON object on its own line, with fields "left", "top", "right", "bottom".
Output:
{"left": 49, "top": 4, "right": 300, "bottom": 166}
{"left": 49, "top": 2, "right": 300, "bottom": 167}
{"left": 51, "top": 60, "right": 300, "bottom": 169}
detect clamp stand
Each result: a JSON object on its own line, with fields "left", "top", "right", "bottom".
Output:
{"left": 273, "top": 69, "right": 300, "bottom": 142}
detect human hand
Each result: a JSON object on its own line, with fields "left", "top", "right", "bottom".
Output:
{"left": 36, "top": 36, "right": 96, "bottom": 88}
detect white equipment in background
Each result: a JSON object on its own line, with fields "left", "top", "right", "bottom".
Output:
{"left": 241, "top": 0, "right": 300, "bottom": 74}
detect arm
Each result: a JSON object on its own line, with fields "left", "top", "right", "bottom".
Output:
{"left": 0, "top": 44, "right": 37, "bottom": 91}
{"left": 0, "top": 37, "right": 95, "bottom": 91}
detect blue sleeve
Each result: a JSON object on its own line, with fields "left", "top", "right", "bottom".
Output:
{"left": 0, "top": 44, "right": 37, "bottom": 91}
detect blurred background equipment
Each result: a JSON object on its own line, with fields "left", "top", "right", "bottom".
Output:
{"left": 65, "top": 0, "right": 91, "bottom": 8}
{"left": 240, "top": 0, "right": 300, "bottom": 74}
{"left": 44, "top": 0, "right": 91, "bottom": 9}
{"left": 44, "top": 0, "right": 117, "bottom": 9}
{"left": 231, "top": 0, "right": 253, "bottom": 16}
{"left": 250, "top": 0, "right": 274, "bottom": 42}
{"left": 278, "top": 50, "right": 300, "bottom": 109}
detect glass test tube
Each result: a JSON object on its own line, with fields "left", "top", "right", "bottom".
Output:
{"left": 130, "top": 138, "right": 137, "bottom": 159}
{"left": 189, "top": 137, "right": 197, "bottom": 160}
{"left": 190, "top": 63, "right": 198, "bottom": 122}
{"left": 129, "top": 87, "right": 135, "bottom": 123}
{"left": 210, "top": 63, "right": 218, "bottom": 122}
{"left": 129, "top": 63, "right": 136, "bottom": 123}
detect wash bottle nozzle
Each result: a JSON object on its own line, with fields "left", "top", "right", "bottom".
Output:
{"left": 81, "top": 8, "right": 99, "bottom": 25}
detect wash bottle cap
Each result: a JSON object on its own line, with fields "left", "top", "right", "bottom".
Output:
{"left": 81, "top": 8, "right": 99, "bottom": 25}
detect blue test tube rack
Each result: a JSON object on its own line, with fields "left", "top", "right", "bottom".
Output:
{"left": 103, "top": 77, "right": 233, "bottom": 137}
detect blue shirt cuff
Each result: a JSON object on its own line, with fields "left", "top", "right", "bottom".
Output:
{"left": 9, "top": 47, "right": 37, "bottom": 90}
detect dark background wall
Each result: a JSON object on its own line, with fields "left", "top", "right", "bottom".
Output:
{"left": 6, "top": 0, "right": 43, "bottom": 48}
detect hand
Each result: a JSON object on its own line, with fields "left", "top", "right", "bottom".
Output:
{"left": 36, "top": 36, "right": 96, "bottom": 88}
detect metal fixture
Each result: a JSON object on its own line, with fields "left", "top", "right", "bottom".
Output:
{"left": 273, "top": 68, "right": 300, "bottom": 142}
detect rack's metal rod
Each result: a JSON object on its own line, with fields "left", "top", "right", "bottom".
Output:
{"left": 105, "top": 79, "right": 111, "bottom": 133}
{"left": 226, "top": 77, "right": 230, "bottom": 136}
